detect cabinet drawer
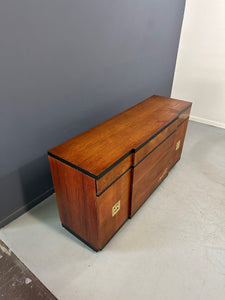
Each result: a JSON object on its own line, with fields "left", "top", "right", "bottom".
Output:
{"left": 134, "top": 121, "right": 177, "bottom": 166}
{"left": 134, "top": 106, "right": 191, "bottom": 166}
{"left": 96, "top": 154, "right": 132, "bottom": 195}
{"left": 130, "top": 131, "right": 175, "bottom": 216}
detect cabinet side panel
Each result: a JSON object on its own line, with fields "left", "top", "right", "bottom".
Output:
{"left": 48, "top": 157, "right": 99, "bottom": 249}
{"left": 171, "top": 118, "right": 189, "bottom": 165}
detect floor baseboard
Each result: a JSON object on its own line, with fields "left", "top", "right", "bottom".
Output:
{"left": 0, "top": 187, "right": 54, "bottom": 228}
{"left": 190, "top": 115, "right": 225, "bottom": 129}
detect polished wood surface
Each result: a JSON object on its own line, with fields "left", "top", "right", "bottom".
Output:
{"left": 49, "top": 157, "right": 99, "bottom": 249}
{"left": 49, "top": 156, "right": 131, "bottom": 250}
{"left": 134, "top": 106, "right": 191, "bottom": 166}
{"left": 131, "top": 132, "right": 175, "bottom": 216}
{"left": 97, "top": 170, "right": 131, "bottom": 249}
{"left": 171, "top": 119, "right": 189, "bottom": 166}
{"left": 96, "top": 154, "right": 132, "bottom": 195}
{"left": 48, "top": 95, "right": 191, "bottom": 250}
{"left": 49, "top": 95, "right": 191, "bottom": 178}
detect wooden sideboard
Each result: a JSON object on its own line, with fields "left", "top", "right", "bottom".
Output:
{"left": 48, "top": 95, "right": 192, "bottom": 251}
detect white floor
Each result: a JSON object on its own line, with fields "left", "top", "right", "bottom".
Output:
{"left": 1, "top": 121, "right": 225, "bottom": 300}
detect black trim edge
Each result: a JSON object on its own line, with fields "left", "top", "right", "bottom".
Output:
{"left": 98, "top": 218, "right": 128, "bottom": 250}
{"left": 177, "top": 116, "right": 189, "bottom": 128}
{"left": 62, "top": 218, "right": 129, "bottom": 251}
{"left": 96, "top": 167, "right": 131, "bottom": 197}
{"left": 48, "top": 152, "right": 98, "bottom": 179}
{"left": 134, "top": 129, "right": 176, "bottom": 168}
{"left": 135, "top": 104, "right": 191, "bottom": 152}
{"left": 49, "top": 104, "right": 192, "bottom": 180}
{"left": 62, "top": 224, "right": 99, "bottom": 252}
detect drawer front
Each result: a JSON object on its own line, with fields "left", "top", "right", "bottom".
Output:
{"left": 130, "top": 132, "right": 175, "bottom": 217}
{"left": 97, "top": 170, "right": 131, "bottom": 249}
{"left": 134, "top": 121, "right": 177, "bottom": 166}
{"left": 96, "top": 154, "right": 132, "bottom": 195}
{"left": 134, "top": 106, "right": 191, "bottom": 166}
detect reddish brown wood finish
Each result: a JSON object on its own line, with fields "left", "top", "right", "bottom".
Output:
{"left": 97, "top": 170, "right": 131, "bottom": 248}
{"left": 49, "top": 95, "right": 191, "bottom": 178}
{"left": 49, "top": 156, "right": 132, "bottom": 250}
{"left": 134, "top": 106, "right": 192, "bottom": 166}
{"left": 130, "top": 132, "right": 175, "bottom": 216}
{"left": 96, "top": 154, "right": 132, "bottom": 195}
{"left": 171, "top": 119, "right": 189, "bottom": 166}
{"left": 49, "top": 157, "right": 99, "bottom": 249}
{"left": 48, "top": 95, "right": 192, "bottom": 250}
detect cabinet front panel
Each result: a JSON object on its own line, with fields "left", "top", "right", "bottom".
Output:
{"left": 97, "top": 170, "right": 131, "bottom": 249}
{"left": 96, "top": 154, "right": 132, "bottom": 195}
{"left": 130, "top": 132, "right": 175, "bottom": 216}
{"left": 134, "top": 121, "right": 177, "bottom": 166}
{"left": 134, "top": 107, "right": 191, "bottom": 166}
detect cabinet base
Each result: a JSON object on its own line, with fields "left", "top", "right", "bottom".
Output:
{"left": 62, "top": 218, "right": 128, "bottom": 252}
{"left": 62, "top": 224, "right": 99, "bottom": 252}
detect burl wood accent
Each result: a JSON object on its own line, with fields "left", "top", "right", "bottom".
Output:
{"left": 48, "top": 95, "right": 192, "bottom": 250}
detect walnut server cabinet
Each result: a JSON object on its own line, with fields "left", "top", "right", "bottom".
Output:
{"left": 48, "top": 95, "right": 192, "bottom": 251}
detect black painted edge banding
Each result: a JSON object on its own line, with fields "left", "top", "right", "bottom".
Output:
{"left": 134, "top": 129, "right": 177, "bottom": 168}
{"left": 96, "top": 150, "right": 132, "bottom": 179}
{"left": 48, "top": 152, "right": 98, "bottom": 179}
{"left": 62, "top": 223, "right": 99, "bottom": 252}
{"left": 177, "top": 116, "right": 189, "bottom": 128}
{"left": 48, "top": 104, "right": 192, "bottom": 180}
{"left": 134, "top": 104, "right": 191, "bottom": 152}
{"left": 98, "top": 218, "right": 128, "bottom": 250}
{"left": 62, "top": 218, "right": 129, "bottom": 251}
{"left": 97, "top": 123, "right": 186, "bottom": 196}
{"left": 97, "top": 116, "right": 190, "bottom": 196}
{"left": 96, "top": 167, "right": 132, "bottom": 197}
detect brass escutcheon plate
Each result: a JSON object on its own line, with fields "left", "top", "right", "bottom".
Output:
{"left": 112, "top": 200, "right": 120, "bottom": 217}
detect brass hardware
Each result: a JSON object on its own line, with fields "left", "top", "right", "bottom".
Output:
{"left": 112, "top": 200, "right": 120, "bottom": 217}
{"left": 176, "top": 140, "right": 181, "bottom": 151}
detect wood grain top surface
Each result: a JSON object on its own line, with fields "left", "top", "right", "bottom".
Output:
{"left": 48, "top": 95, "right": 191, "bottom": 178}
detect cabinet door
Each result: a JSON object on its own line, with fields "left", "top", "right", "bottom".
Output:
{"left": 130, "top": 132, "right": 175, "bottom": 217}
{"left": 171, "top": 119, "right": 189, "bottom": 166}
{"left": 97, "top": 170, "right": 131, "bottom": 249}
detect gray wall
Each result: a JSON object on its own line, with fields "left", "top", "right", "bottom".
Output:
{"left": 0, "top": 0, "right": 186, "bottom": 226}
